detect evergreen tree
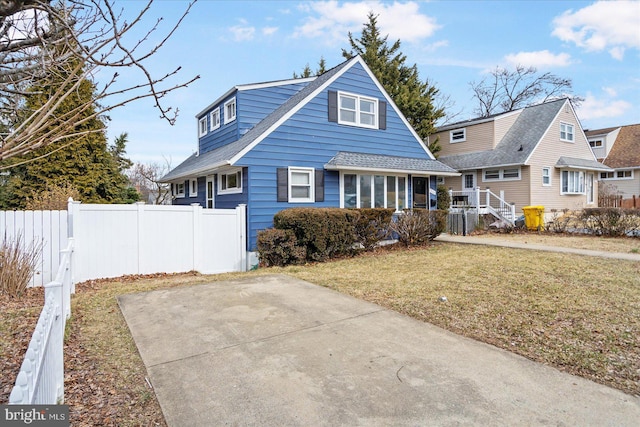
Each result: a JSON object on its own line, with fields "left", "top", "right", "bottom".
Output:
{"left": 1, "top": 39, "right": 138, "bottom": 208}
{"left": 342, "top": 13, "right": 445, "bottom": 155}
{"left": 293, "top": 57, "right": 327, "bottom": 79}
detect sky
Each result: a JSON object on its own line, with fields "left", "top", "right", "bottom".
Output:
{"left": 104, "top": 0, "right": 640, "bottom": 167}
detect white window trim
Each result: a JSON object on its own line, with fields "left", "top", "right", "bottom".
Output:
{"left": 542, "top": 167, "right": 551, "bottom": 187}
{"left": 482, "top": 167, "right": 521, "bottom": 182}
{"left": 198, "top": 117, "right": 207, "bottom": 137}
{"left": 560, "top": 170, "right": 585, "bottom": 195}
{"left": 174, "top": 182, "right": 185, "bottom": 198}
{"left": 210, "top": 108, "right": 220, "bottom": 131}
{"left": 189, "top": 179, "right": 198, "bottom": 197}
{"left": 288, "top": 167, "right": 314, "bottom": 203}
{"left": 600, "top": 170, "right": 634, "bottom": 180}
{"left": 450, "top": 128, "right": 466, "bottom": 143}
{"left": 224, "top": 97, "right": 236, "bottom": 124}
{"left": 337, "top": 91, "right": 378, "bottom": 129}
{"left": 339, "top": 171, "right": 408, "bottom": 211}
{"left": 560, "top": 122, "right": 575, "bottom": 142}
{"left": 589, "top": 139, "right": 603, "bottom": 148}
{"left": 217, "top": 168, "right": 243, "bottom": 195}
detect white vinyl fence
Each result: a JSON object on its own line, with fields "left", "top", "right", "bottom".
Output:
{"left": 6, "top": 201, "right": 247, "bottom": 405}
{"left": 9, "top": 240, "right": 74, "bottom": 404}
{"left": 0, "top": 210, "right": 68, "bottom": 287}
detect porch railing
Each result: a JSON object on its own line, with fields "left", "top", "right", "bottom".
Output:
{"left": 448, "top": 188, "right": 516, "bottom": 224}
{"left": 9, "top": 239, "right": 74, "bottom": 405}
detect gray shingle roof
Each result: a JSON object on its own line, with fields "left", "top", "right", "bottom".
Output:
{"left": 325, "top": 151, "right": 459, "bottom": 175}
{"left": 556, "top": 156, "right": 613, "bottom": 171}
{"left": 439, "top": 99, "right": 567, "bottom": 170}
{"left": 161, "top": 58, "right": 354, "bottom": 182}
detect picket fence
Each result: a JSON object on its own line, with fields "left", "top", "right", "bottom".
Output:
{"left": 5, "top": 200, "right": 247, "bottom": 404}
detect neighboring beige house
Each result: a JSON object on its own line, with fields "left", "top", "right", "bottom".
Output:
{"left": 430, "top": 98, "right": 612, "bottom": 222}
{"left": 585, "top": 124, "right": 640, "bottom": 199}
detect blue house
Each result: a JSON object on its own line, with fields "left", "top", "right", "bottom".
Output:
{"left": 161, "top": 56, "right": 458, "bottom": 263}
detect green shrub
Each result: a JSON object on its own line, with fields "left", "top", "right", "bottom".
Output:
{"left": 256, "top": 228, "right": 305, "bottom": 267}
{"left": 352, "top": 208, "right": 394, "bottom": 250}
{"left": 273, "top": 208, "right": 359, "bottom": 261}
{"left": 390, "top": 209, "right": 447, "bottom": 246}
{"left": 437, "top": 185, "right": 451, "bottom": 212}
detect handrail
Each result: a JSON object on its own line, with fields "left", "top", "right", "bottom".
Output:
{"left": 448, "top": 188, "right": 516, "bottom": 224}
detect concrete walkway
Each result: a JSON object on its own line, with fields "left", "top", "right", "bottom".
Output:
{"left": 435, "top": 234, "right": 640, "bottom": 261}
{"left": 118, "top": 275, "right": 640, "bottom": 427}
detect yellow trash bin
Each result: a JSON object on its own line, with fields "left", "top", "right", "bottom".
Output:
{"left": 522, "top": 206, "right": 545, "bottom": 230}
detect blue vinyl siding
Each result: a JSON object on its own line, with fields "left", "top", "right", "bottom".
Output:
{"left": 238, "top": 62, "right": 433, "bottom": 249}
{"left": 172, "top": 177, "right": 206, "bottom": 206}
{"left": 214, "top": 168, "right": 249, "bottom": 208}
{"left": 198, "top": 82, "right": 310, "bottom": 155}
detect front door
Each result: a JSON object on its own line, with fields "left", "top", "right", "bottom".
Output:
{"left": 412, "top": 176, "right": 428, "bottom": 209}
{"left": 586, "top": 173, "right": 594, "bottom": 204}
{"left": 463, "top": 172, "right": 476, "bottom": 191}
{"left": 206, "top": 176, "right": 214, "bottom": 208}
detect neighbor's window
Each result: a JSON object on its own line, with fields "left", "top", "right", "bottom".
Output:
{"left": 338, "top": 91, "right": 378, "bottom": 128}
{"left": 560, "top": 122, "right": 574, "bottom": 142}
{"left": 542, "top": 167, "right": 551, "bottom": 186}
{"left": 198, "top": 117, "right": 207, "bottom": 137}
{"left": 450, "top": 128, "right": 466, "bottom": 143}
{"left": 589, "top": 139, "right": 602, "bottom": 148}
{"left": 174, "top": 182, "right": 185, "bottom": 198}
{"left": 600, "top": 171, "right": 614, "bottom": 179}
{"left": 289, "top": 167, "right": 314, "bottom": 203}
{"left": 210, "top": 108, "right": 220, "bottom": 131}
{"left": 561, "top": 170, "right": 584, "bottom": 194}
{"left": 224, "top": 97, "right": 236, "bottom": 124}
{"left": 482, "top": 167, "right": 521, "bottom": 181}
{"left": 189, "top": 179, "right": 198, "bottom": 197}
{"left": 342, "top": 173, "right": 407, "bottom": 210}
{"left": 218, "top": 169, "right": 242, "bottom": 194}
{"left": 617, "top": 170, "right": 633, "bottom": 179}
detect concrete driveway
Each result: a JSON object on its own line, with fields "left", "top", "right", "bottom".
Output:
{"left": 118, "top": 274, "right": 640, "bottom": 426}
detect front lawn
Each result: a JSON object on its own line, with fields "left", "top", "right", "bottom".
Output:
{"left": 2, "top": 237, "right": 638, "bottom": 425}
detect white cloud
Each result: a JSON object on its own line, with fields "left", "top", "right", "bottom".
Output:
{"left": 294, "top": 1, "right": 439, "bottom": 45}
{"left": 552, "top": 1, "right": 640, "bottom": 60}
{"left": 603, "top": 86, "right": 617, "bottom": 97}
{"left": 262, "top": 26, "right": 279, "bottom": 36}
{"left": 504, "top": 50, "right": 572, "bottom": 68}
{"left": 576, "top": 92, "right": 632, "bottom": 120}
{"left": 229, "top": 24, "right": 256, "bottom": 41}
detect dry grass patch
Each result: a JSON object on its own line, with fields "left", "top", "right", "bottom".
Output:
{"left": 471, "top": 232, "right": 640, "bottom": 254}
{"left": 277, "top": 243, "right": 640, "bottom": 396}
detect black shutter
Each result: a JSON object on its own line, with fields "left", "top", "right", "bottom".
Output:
{"left": 379, "top": 100, "right": 387, "bottom": 130}
{"left": 277, "top": 168, "right": 288, "bottom": 202}
{"left": 328, "top": 91, "right": 338, "bottom": 122}
{"left": 315, "top": 169, "right": 324, "bottom": 202}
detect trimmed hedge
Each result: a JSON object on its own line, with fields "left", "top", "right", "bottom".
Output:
{"left": 273, "top": 208, "right": 360, "bottom": 262}
{"left": 256, "top": 228, "right": 305, "bottom": 267}
{"left": 258, "top": 207, "right": 448, "bottom": 266}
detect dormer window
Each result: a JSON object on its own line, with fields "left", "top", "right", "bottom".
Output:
{"left": 224, "top": 97, "right": 236, "bottom": 124}
{"left": 338, "top": 91, "right": 378, "bottom": 129}
{"left": 450, "top": 128, "right": 466, "bottom": 143}
{"left": 198, "top": 117, "right": 207, "bottom": 137}
{"left": 589, "top": 139, "right": 602, "bottom": 148}
{"left": 210, "top": 108, "right": 220, "bottom": 131}
{"left": 560, "top": 123, "right": 574, "bottom": 142}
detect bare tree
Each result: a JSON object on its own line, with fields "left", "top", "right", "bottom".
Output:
{"left": 127, "top": 158, "right": 171, "bottom": 205}
{"left": 470, "top": 65, "right": 583, "bottom": 117}
{"left": 0, "top": 0, "right": 199, "bottom": 165}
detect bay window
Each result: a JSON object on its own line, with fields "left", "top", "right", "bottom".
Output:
{"left": 342, "top": 173, "right": 407, "bottom": 210}
{"left": 561, "top": 170, "right": 584, "bottom": 194}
